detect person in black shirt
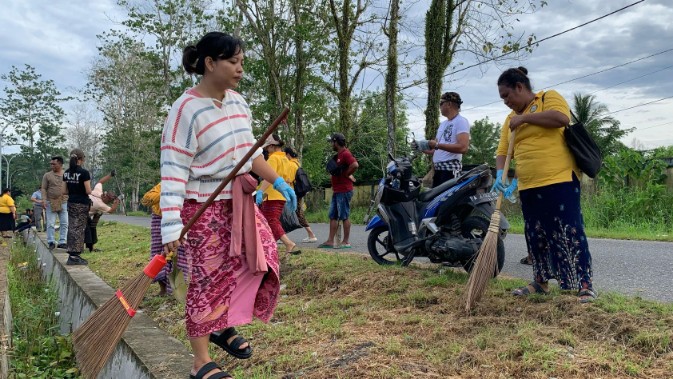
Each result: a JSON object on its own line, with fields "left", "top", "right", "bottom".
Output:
{"left": 63, "top": 148, "right": 92, "bottom": 265}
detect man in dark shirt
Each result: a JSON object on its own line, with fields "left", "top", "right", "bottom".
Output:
{"left": 318, "top": 133, "right": 359, "bottom": 249}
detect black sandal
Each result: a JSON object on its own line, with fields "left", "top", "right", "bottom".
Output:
{"left": 512, "top": 281, "right": 549, "bottom": 296}
{"left": 209, "top": 327, "right": 253, "bottom": 359}
{"left": 189, "top": 361, "right": 232, "bottom": 379}
{"left": 578, "top": 288, "right": 597, "bottom": 303}
{"left": 519, "top": 256, "right": 533, "bottom": 265}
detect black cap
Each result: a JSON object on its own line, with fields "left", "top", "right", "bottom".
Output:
{"left": 330, "top": 133, "right": 346, "bottom": 144}
{"left": 441, "top": 92, "right": 463, "bottom": 106}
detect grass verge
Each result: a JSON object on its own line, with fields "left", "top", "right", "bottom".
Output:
{"left": 7, "top": 239, "right": 79, "bottom": 378}
{"left": 83, "top": 222, "right": 673, "bottom": 378}
{"left": 306, "top": 204, "right": 673, "bottom": 242}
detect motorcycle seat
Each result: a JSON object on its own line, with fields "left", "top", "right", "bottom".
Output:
{"left": 418, "top": 176, "right": 459, "bottom": 202}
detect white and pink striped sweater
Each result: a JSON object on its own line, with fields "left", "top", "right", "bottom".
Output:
{"left": 159, "top": 88, "right": 262, "bottom": 244}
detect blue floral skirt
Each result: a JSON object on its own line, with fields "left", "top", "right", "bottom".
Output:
{"left": 520, "top": 175, "right": 593, "bottom": 290}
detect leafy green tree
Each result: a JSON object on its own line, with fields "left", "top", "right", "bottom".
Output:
{"left": 88, "top": 33, "right": 166, "bottom": 210}
{"left": 571, "top": 93, "right": 632, "bottom": 157}
{"left": 324, "top": 0, "right": 385, "bottom": 140}
{"left": 424, "top": 1, "right": 544, "bottom": 139}
{"left": 463, "top": 117, "right": 500, "bottom": 167}
{"left": 0, "top": 64, "right": 70, "bottom": 186}
{"left": 118, "top": 0, "right": 214, "bottom": 101}
{"left": 346, "top": 91, "right": 410, "bottom": 181}
{"left": 600, "top": 147, "right": 667, "bottom": 191}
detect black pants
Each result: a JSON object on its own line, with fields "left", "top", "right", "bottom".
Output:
{"left": 432, "top": 170, "right": 456, "bottom": 188}
{"left": 84, "top": 213, "right": 102, "bottom": 251}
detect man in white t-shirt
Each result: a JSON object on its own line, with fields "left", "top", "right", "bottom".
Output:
{"left": 414, "top": 92, "right": 471, "bottom": 188}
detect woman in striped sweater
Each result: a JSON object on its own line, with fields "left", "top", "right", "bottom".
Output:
{"left": 160, "top": 32, "right": 295, "bottom": 379}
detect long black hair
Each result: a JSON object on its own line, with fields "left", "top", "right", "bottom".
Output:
{"left": 69, "top": 148, "right": 85, "bottom": 171}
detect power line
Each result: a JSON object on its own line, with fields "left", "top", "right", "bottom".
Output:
{"left": 442, "top": 0, "right": 646, "bottom": 78}
{"left": 462, "top": 48, "right": 673, "bottom": 112}
{"left": 588, "top": 64, "right": 673, "bottom": 96}
{"left": 553, "top": 49, "right": 673, "bottom": 88}
{"left": 639, "top": 120, "right": 673, "bottom": 131}
{"left": 606, "top": 95, "right": 673, "bottom": 115}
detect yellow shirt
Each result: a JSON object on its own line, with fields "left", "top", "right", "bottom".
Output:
{"left": 262, "top": 151, "right": 294, "bottom": 201}
{"left": 496, "top": 90, "right": 577, "bottom": 191}
{"left": 287, "top": 158, "right": 300, "bottom": 188}
{"left": 0, "top": 194, "right": 15, "bottom": 214}
{"left": 140, "top": 183, "right": 162, "bottom": 216}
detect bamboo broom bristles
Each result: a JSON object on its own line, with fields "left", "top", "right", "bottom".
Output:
{"left": 464, "top": 210, "right": 501, "bottom": 311}
{"left": 464, "top": 130, "right": 515, "bottom": 312}
{"left": 72, "top": 273, "right": 153, "bottom": 378}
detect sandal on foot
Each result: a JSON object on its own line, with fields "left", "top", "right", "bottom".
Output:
{"left": 286, "top": 243, "right": 302, "bottom": 255}
{"left": 578, "top": 288, "right": 597, "bottom": 303}
{"left": 317, "top": 243, "right": 333, "bottom": 248}
{"left": 189, "top": 361, "right": 232, "bottom": 379}
{"left": 519, "top": 256, "right": 533, "bottom": 265}
{"left": 209, "top": 327, "right": 253, "bottom": 359}
{"left": 512, "top": 281, "right": 549, "bottom": 296}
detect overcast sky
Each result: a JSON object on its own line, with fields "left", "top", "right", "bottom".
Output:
{"left": 1, "top": 0, "right": 671, "bottom": 150}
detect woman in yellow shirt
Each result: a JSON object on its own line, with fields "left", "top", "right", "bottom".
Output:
{"left": 140, "top": 183, "right": 187, "bottom": 296}
{"left": 284, "top": 147, "right": 317, "bottom": 243}
{"left": 493, "top": 67, "right": 596, "bottom": 303}
{"left": 256, "top": 134, "right": 300, "bottom": 255}
{"left": 0, "top": 188, "right": 16, "bottom": 238}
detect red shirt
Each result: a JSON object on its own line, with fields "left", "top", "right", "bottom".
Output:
{"left": 331, "top": 148, "right": 357, "bottom": 193}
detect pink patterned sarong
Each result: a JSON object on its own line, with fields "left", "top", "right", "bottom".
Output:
{"left": 181, "top": 199, "right": 280, "bottom": 338}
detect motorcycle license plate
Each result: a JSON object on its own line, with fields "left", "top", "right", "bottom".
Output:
{"left": 469, "top": 192, "right": 498, "bottom": 203}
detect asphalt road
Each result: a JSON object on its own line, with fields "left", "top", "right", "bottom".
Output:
{"left": 106, "top": 214, "right": 673, "bottom": 303}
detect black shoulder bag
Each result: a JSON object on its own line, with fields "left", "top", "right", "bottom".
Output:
{"left": 542, "top": 93, "right": 602, "bottom": 178}
{"left": 565, "top": 109, "right": 602, "bottom": 178}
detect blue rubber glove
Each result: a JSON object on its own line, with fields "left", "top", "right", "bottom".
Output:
{"left": 491, "top": 169, "right": 506, "bottom": 193}
{"left": 504, "top": 178, "right": 518, "bottom": 199}
{"left": 273, "top": 177, "right": 297, "bottom": 212}
{"left": 255, "top": 190, "right": 264, "bottom": 205}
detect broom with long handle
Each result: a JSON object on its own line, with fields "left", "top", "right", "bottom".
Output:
{"left": 72, "top": 107, "right": 289, "bottom": 379}
{"left": 464, "top": 130, "right": 516, "bottom": 312}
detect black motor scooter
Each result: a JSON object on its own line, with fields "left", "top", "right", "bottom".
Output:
{"left": 365, "top": 154, "right": 508, "bottom": 274}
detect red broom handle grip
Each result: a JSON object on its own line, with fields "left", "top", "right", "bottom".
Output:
{"left": 179, "top": 108, "right": 289, "bottom": 239}
{"left": 144, "top": 254, "right": 167, "bottom": 278}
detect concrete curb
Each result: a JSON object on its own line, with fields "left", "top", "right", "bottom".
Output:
{"left": 22, "top": 229, "right": 193, "bottom": 378}
{"left": 0, "top": 240, "right": 10, "bottom": 379}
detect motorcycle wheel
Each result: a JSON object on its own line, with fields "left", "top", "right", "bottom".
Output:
{"left": 460, "top": 216, "right": 505, "bottom": 277}
{"left": 367, "top": 226, "right": 412, "bottom": 266}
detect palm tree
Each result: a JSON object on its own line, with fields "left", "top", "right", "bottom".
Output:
{"left": 571, "top": 93, "right": 633, "bottom": 157}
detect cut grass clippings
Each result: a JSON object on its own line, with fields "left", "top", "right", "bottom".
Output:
{"left": 84, "top": 221, "right": 673, "bottom": 378}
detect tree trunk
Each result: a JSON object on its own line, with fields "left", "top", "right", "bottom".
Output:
{"left": 292, "top": 0, "right": 306, "bottom": 158}
{"left": 385, "top": 0, "right": 400, "bottom": 155}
